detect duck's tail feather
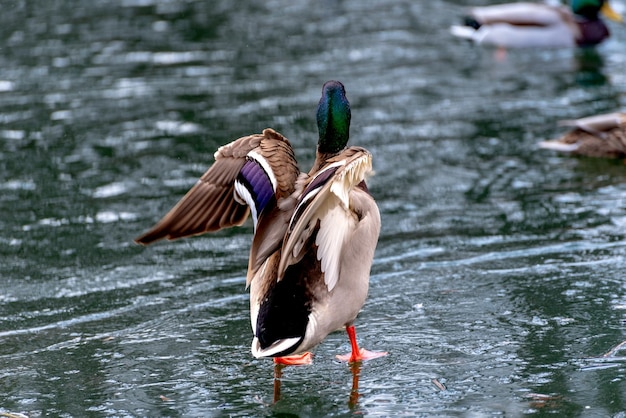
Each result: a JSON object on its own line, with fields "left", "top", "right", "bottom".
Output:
{"left": 251, "top": 337, "right": 302, "bottom": 358}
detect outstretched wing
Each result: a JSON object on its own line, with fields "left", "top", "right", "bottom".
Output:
{"left": 278, "top": 147, "right": 375, "bottom": 291}
{"left": 135, "top": 128, "right": 298, "bottom": 245}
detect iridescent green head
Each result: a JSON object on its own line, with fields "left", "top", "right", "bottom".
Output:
{"left": 316, "top": 80, "right": 351, "bottom": 154}
{"left": 571, "top": 0, "right": 605, "bottom": 18}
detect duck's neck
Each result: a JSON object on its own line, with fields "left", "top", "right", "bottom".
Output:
{"left": 308, "top": 150, "right": 341, "bottom": 174}
{"left": 575, "top": 18, "right": 609, "bottom": 45}
{"left": 313, "top": 81, "right": 351, "bottom": 174}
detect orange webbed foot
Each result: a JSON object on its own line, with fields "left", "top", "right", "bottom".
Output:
{"left": 273, "top": 352, "right": 313, "bottom": 366}
{"left": 336, "top": 348, "right": 388, "bottom": 363}
{"left": 337, "top": 325, "right": 387, "bottom": 363}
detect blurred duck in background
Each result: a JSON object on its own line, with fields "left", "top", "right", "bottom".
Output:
{"left": 451, "top": 0, "right": 623, "bottom": 48}
{"left": 539, "top": 112, "right": 626, "bottom": 158}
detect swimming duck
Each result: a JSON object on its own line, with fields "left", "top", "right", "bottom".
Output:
{"left": 135, "top": 81, "right": 387, "bottom": 365}
{"left": 450, "top": 0, "right": 623, "bottom": 48}
{"left": 539, "top": 111, "right": 626, "bottom": 158}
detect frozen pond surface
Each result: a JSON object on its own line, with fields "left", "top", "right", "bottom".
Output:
{"left": 1, "top": 0, "right": 626, "bottom": 416}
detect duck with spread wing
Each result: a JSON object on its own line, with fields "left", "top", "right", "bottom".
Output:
{"left": 135, "top": 81, "right": 387, "bottom": 365}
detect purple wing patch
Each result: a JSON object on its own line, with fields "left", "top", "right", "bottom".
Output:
{"left": 237, "top": 159, "right": 275, "bottom": 216}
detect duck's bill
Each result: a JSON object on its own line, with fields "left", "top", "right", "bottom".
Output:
{"left": 601, "top": 1, "right": 624, "bottom": 23}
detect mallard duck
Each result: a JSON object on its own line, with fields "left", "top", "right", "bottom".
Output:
{"left": 135, "top": 81, "right": 387, "bottom": 365}
{"left": 450, "top": 0, "right": 623, "bottom": 48}
{"left": 539, "top": 112, "right": 626, "bottom": 158}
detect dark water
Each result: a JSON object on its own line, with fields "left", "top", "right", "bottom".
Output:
{"left": 1, "top": 0, "right": 626, "bottom": 416}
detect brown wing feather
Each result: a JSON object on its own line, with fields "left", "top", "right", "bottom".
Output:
{"left": 135, "top": 129, "right": 293, "bottom": 245}
{"left": 245, "top": 137, "right": 301, "bottom": 284}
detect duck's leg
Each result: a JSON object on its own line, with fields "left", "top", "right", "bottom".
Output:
{"left": 273, "top": 352, "right": 313, "bottom": 366}
{"left": 336, "top": 325, "right": 387, "bottom": 363}
{"left": 273, "top": 364, "right": 283, "bottom": 403}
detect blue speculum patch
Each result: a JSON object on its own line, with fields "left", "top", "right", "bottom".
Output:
{"left": 238, "top": 159, "right": 275, "bottom": 214}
